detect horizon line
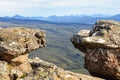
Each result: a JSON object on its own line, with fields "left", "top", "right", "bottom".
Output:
{"left": 1, "top": 13, "right": 120, "bottom": 17}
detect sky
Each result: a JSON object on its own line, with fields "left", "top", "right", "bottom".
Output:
{"left": 0, "top": 0, "right": 120, "bottom": 17}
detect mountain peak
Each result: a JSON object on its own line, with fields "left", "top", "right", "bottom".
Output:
{"left": 12, "top": 15, "right": 24, "bottom": 18}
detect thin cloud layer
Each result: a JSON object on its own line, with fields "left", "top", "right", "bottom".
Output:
{"left": 0, "top": 0, "right": 119, "bottom": 16}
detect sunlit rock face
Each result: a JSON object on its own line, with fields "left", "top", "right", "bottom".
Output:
{"left": 25, "top": 58, "right": 104, "bottom": 80}
{"left": 0, "top": 27, "right": 46, "bottom": 80}
{"left": 0, "top": 27, "right": 103, "bottom": 80}
{"left": 71, "top": 20, "right": 120, "bottom": 80}
{"left": 0, "top": 27, "right": 46, "bottom": 62}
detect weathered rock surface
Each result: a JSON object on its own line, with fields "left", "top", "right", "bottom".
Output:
{"left": 71, "top": 20, "right": 120, "bottom": 80}
{"left": 0, "top": 27, "right": 46, "bottom": 80}
{"left": 24, "top": 57, "right": 104, "bottom": 80}
{"left": 0, "top": 27, "right": 103, "bottom": 80}
{"left": 0, "top": 57, "right": 104, "bottom": 80}
{"left": 0, "top": 27, "right": 46, "bottom": 61}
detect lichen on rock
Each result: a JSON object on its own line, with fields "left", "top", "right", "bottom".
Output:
{"left": 0, "top": 27, "right": 46, "bottom": 80}
{"left": 0, "top": 27, "right": 46, "bottom": 61}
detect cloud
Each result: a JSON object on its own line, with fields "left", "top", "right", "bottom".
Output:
{"left": 0, "top": 0, "right": 119, "bottom": 16}
{"left": 0, "top": 0, "right": 119, "bottom": 8}
{"left": 30, "top": 0, "right": 120, "bottom": 8}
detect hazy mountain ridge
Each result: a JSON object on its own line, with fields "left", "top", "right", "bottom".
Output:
{"left": 4, "top": 14, "right": 120, "bottom": 24}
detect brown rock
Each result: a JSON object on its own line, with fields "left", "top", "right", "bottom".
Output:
{"left": 0, "top": 27, "right": 46, "bottom": 80}
{"left": 0, "top": 27, "right": 104, "bottom": 80}
{"left": 71, "top": 20, "right": 120, "bottom": 79}
{"left": 0, "top": 27, "right": 46, "bottom": 62}
{"left": 0, "top": 61, "right": 10, "bottom": 80}
{"left": 24, "top": 57, "right": 104, "bottom": 80}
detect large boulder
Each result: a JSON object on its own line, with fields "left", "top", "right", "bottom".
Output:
{"left": 71, "top": 20, "right": 120, "bottom": 80}
{"left": 0, "top": 27, "right": 46, "bottom": 62}
{"left": 0, "top": 27, "right": 46, "bottom": 79}
{"left": 0, "top": 27, "right": 103, "bottom": 80}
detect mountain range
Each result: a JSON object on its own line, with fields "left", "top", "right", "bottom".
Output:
{"left": 0, "top": 17, "right": 91, "bottom": 74}
{"left": 3, "top": 14, "right": 120, "bottom": 24}
{"left": 0, "top": 14, "right": 119, "bottom": 74}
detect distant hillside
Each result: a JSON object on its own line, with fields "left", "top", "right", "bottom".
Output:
{"left": 0, "top": 18, "right": 91, "bottom": 74}
{"left": 4, "top": 14, "right": 120, "bottom": 24}
{"left": 109, "top": 14, "right": 120, "bottom": 21}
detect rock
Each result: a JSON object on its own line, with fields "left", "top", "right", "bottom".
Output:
{"left": 0, "top": 27, "right": 46, "bottom": 80}
{"left": 0, "top": 61, "right": 10, "bottom": 80}
{"left": 24, "top": 57, "right": 104, "bottom": 80}
{"left": 0, "top": 27, "right": 103, "bottom": 80}
{"left": 0, "top": 27, "right": 46, "bottom": 62}
{"left": 71, "top": 20, "right": 120, "bottom": 79}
